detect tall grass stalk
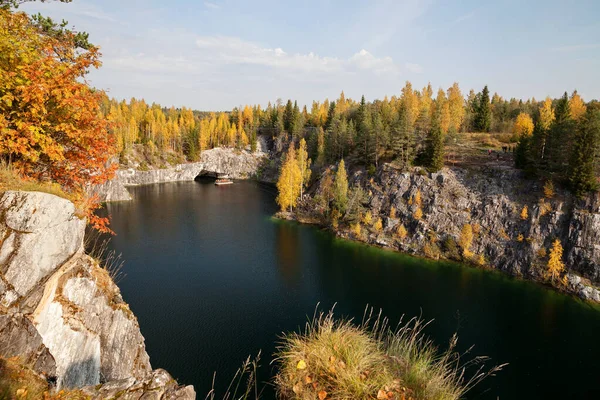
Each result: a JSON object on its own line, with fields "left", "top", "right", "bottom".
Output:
{"left": 204, "top": 352, "right": 262, "bottom": 400}
{"left": 84, "top": 231, "right": 125, "bottom": 283}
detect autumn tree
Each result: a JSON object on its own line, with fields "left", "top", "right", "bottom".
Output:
{"left": 373, "top": 217, "right": 383, "bottom": 232}
{"left": 434, "top": 89, "right": 451, "bottom": 134}
{"left": 401, "top": 81, "right": 420, "bottom": 128}
{"left": 276, "top": 145, "right": 301, "bottom": 212}
{"left": 0, "top": 8, "right": 118, "bottom": 231}
{"left": 514, "top": 112, "right": 534, "bottom": 137}
{"left": 525, "top": 96, "right": 556, "bottom": 171}
{"left": 520, "top": 206, "right": 528, "bottom": 220}
{"left": 547, "top": 239, "right": 565, "bottom": 282}
{"left": 362, "top": 210, "right": 373, "bottom": 225}
{"left": 543, "top": 180, "right": 555, "bottom": 199}
{"left": 569, "top": 90, "right": 586, "bottom": 122}
{"left": 459, "top": 224, "right": 474, "bottom": 259}
{"left": 396, "top": 224, "right": 408, "bottom": 239}
{"left": 297, "top": 138, "right": 311, "bottom": 199}
{"left": 411, "top": 189, "right": 423, "bottom": 220}
{"left": 447, "top": 82, "right": 465, "bottom": 133}
{"left": 0, "top": 10, "right": 114, "bottom": 188}
{"left": 538, "top": 97, "right": 556, "bottom": 132}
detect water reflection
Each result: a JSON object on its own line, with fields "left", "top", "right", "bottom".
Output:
{"left": 101, "top": 181, "right": 600, "bottom": 400}
{"left": 274, "top": 221, "right": 302, "bottom": 287}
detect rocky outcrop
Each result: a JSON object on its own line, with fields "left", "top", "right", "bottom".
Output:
{"left": 0, "top": 313, "right": 55, "bottom": 377}
{"left": 0, "top": 190, "right": 194, "bottom": 398}
{"left": 302, "top": 164, "right": 600, "bottom": 302}
{"left": 93, "top": 146, "right": 269, "bottom": 202}
{"left": 81, "top": 369, "right": 196, "bottom": 400}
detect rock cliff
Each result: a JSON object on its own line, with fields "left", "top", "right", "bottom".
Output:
{"left": 0, "top": 191, "right": 195, "bottom": 398}
{"left": 93, "top": 145, "right": 270, "bottom": 202}
{"left": 300, "top": 164, "right": 600, "bottom": 302}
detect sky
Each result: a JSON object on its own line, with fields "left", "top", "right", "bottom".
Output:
{"left": 21, "top": 0, "right": 600, "bottom": 111}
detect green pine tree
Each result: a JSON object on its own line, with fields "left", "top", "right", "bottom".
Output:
{"left": 391, "top": 107, "right": 414, "bottom": 166}
{"left": 333, "top": 159, "right": 349, "bottom": 214}
{"left": 283, "top": 100, "right": 294, "bottom": 133}
{"left": 356, "top": 95, "right": 375, "bottom": 166}
{"left": 475, "top": 85, "right": 491, "bottom": 132}
{"left": 569, "top": 102, "right": 600, "bottom": 197}
{"left": 547, "top": 92, "right": 574, "bottom": 174}
{"left": 425, "top": 116, "right": 444, "bottom": 172}
{"left": 324, "top": 101, "right": 336, "bottom": 131}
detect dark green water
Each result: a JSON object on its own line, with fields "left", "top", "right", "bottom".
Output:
{"left": 101, "top": 180, "right": 600, "bottom": 399}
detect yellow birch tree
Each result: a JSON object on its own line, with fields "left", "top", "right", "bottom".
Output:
{"left": 276, "top": 145, "right": 301, "bottom": 212}
{"left": 547, "top": 239, "right": 565, "bottom": 282}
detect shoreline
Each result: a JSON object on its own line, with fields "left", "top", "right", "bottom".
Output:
{"left": 275, "top": 207, "right": 600, "bottom": 305}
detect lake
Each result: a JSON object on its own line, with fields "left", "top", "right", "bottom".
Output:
{"left": 100, "top": 180, "right": 600, "bottom": 399}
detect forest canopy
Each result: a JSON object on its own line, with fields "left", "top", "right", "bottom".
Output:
{"left": 109, "top": 84, "right": 599, "bottom": 196}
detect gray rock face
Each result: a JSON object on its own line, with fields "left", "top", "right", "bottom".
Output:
{"left": 319, "top": 165, "right": 600, "bottom": 301}
{"left": 0, "top": 191, "right": 85, "bottom": 303}
{"left": 81, "top": 369, "right": 195, "bottom": 400}
{"left": 93, "top": 147, "right": 268, "bottom": 202}
{"left": 0, "top": 313, "right": 56, "bottom": 377}
{"left": 0, "top": 190, "right": 193, "bottom": 396}
{"left": 31, "top": 254, "right": 152, "bottom": 388}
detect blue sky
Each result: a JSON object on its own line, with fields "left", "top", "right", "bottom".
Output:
{"left": 22, "top": 0, "right": 600, "bottom": 110}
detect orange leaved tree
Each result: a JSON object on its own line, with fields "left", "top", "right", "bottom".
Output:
{"left": 0, "top": 9, "right": 116, "bottom": 231}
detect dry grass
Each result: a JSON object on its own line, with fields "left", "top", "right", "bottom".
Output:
{"left": 275, "top": 307, "right": 505, "bottom": 400}
{"left": 445, "top": 132, "right": 517, "bottom": 168}
{"left": 204, "top": 353, "right": 262, "bottom": 400}
{"left": 0, "top": 357, "right": 87, "bottom": 400}
{"left": 84, "top": 232, "right": 125, "bottom": 284}
{"left": 0, "top": 163, "right": 71, "bottom": 200}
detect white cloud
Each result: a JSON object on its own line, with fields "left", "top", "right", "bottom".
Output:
{"left": 106, "top": 54, "right": 202, "bottom": 74}
{"left": 195, "top": 36, "right": 344, "bottom": 73}
{"left": 203, "top": 2, "right": 220, "bottom": 10}
{"left": 195, "top": 36, "right": 402, "bottom": 75}
{"left": 349, "top": 49, "right": 399, "bottom": 74}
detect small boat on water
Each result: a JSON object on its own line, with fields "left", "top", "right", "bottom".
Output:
{"left": 215, "top": 178, "right": 233, "bottom": 185}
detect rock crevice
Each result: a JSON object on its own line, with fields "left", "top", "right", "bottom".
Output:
{"left": 0, "top": 190, "right": 194, "bottom": 398}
